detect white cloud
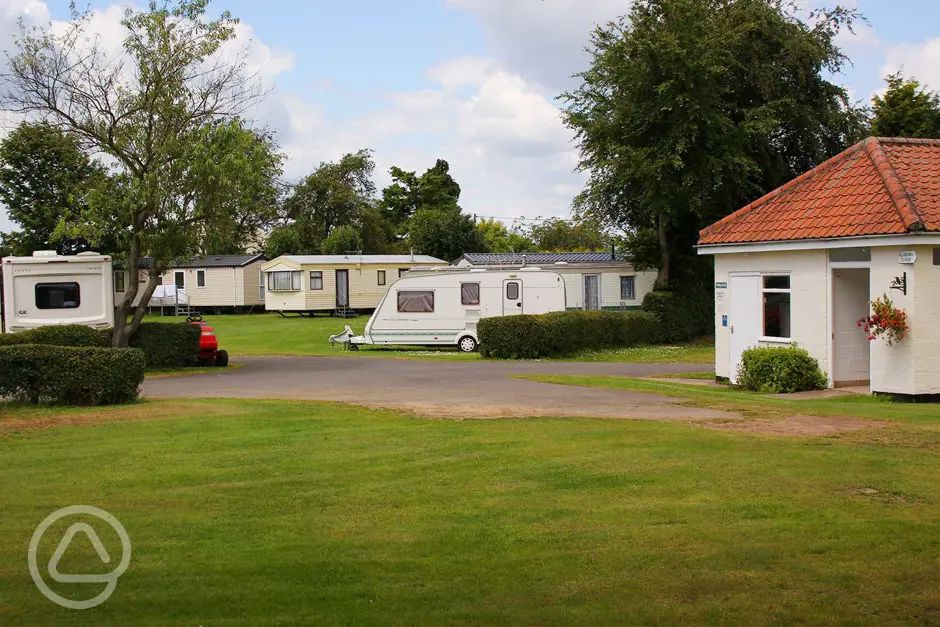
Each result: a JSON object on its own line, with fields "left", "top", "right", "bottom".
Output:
{"left": 446, "top": 0, "right": 626, "bottom": 91}
{"left": 882, "top": 38, "right": 940, "bottom": 91}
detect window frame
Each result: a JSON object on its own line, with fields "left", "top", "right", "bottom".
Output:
{"left": 460, "top": 282, "right": 480, "bottom": 306}
{"left": 377, "top": 270, "right": 386, "bottom": 286}
{"left": 310, "top": 270, "right": 323, "bottom": 290}
{"left": 506, "top": 281, "right": 520, "bottom": 300}
{"left": 35, "top": 282, "right": 81, "bottom": 310}
{"left": 761, "top": 273, "right": 791, "bottom": 340}
{"left": 619, "top": 275, "right": 636, "bottom": 300}
{"left": 196, "top": 270, "right": 206, "bottom": 287}
{"left": 933, "top": 248, "right": 940, "bottom": 266}
{"left": 399, "top": 268, "right": 409, "bottom": 278}
{"left": 267, "top": 270, "right": 301, "bottom": 291}
{"left": 397, "top": 290, "right": 435, "bottom": 313}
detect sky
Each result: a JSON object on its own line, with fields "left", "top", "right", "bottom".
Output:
{"left": 2, "top": 0, "right": 940, "bottom": 234}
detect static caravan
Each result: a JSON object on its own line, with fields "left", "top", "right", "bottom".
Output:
{"left": 700, "top": 137, "right": 940, "bottom": 396}
{"left": 340, "top": 267, "right": 566, "bottom": 352}
{"left": 453, "top": 252, "right": 657, "bottom": 311}
{"left": 261, "top": 254, "right": 445, "bottom": 315}
{"left": 1, "top": 251, "right": 114, "bottom": 333}
{"left": 116, "top": 254, "right": 266, "bottom": 312}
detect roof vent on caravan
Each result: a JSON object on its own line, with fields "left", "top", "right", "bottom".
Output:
{"left": 76, "top": 251, "right": 100, "bottom": 256}
{"left": 33, "top": 250, "right": 58, "bottom": 257}
{"left": 553, "top": 261, "right": 568, "bottom": 265}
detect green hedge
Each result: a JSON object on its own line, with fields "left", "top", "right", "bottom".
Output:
{"left": 478, "top": 310, "right": 659, "bottom": 359}
{"left": 642, "top": 283, "right": 713, "bottom": 343}
{"left": 126, "top": 323, "right": 201, "bottom": 368}
{"left": 0, "top": 324, "right": 109, "bottom": 348}
{"left": 0, "top": 344, "right": 145, "bottom": 405}
{"left": 736, "top": 345, "right": 828, "bottom": 393}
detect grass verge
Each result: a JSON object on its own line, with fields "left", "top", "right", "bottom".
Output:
{"left": 0, "top": 398, "right": 937, "bottom": 623}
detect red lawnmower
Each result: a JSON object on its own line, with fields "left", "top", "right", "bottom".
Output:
{"left": 187, "top": 315, "right": 229, "bottom": 367}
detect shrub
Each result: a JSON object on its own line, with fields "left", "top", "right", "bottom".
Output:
{"left": 0, "top": 344, "right": 145, "bottom": 405}
{"left": 478, "top": 310, "right": 659, "bottom": 359}
{"left": 642, "top": 282, "right": 713, "bottom": 343}
{"left": 736, "top": 345, "right": 828, "bottom": 394}
{"left": 0, "top": 324, "right": 109, "bottom": 348}
{"left": 127, "top": 322, "right": 201, "bottom": 368}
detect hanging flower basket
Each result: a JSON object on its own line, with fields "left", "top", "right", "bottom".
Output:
{"left": 857, "top": 294, "right": 908, "bottom": 346}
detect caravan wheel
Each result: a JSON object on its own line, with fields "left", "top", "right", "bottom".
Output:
{"left": 457, "top": 336, "right": 478, "bottom": 353}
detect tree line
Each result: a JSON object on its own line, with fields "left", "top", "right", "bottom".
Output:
{"left": 1, "top": 0, "right": 939, "bottom": 344}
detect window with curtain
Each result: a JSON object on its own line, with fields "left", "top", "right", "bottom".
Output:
{"left": 620, "top": 275, "right": 635, "bottom": 300}
{"left": 310, "top": 271, "right": 323, "bottom": 290}
{"left": 197, "top": 270, "right": 206, "bottom": 287}
{"left": 397, "top": 290, "right": 434, "bottom": 312}
{"left": 268, "top": 271, "right": 300, "bottom": 291}
{"left": 377, "top": 270, "right": 386, "bottom": 286}
{"left": 762, "top": 275, "right": 791, "bottom": 338}
{"left": 461, "top": 282, "right": 480, "bottom": 305}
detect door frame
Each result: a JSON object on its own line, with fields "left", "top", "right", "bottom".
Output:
{"left": 828, "top": 261, "right": 871, "bottom": 387}
{"left": 502, "top": 279, "right": 522, "bottom": 315}
{"left": 335, "top": 269, "right": 349, "bottom": 308}
{"left": 583, "top": 273, "right": 601, "bottom": 310}
{"left": 174, "top": 271, "right": 185, "bottom": 289}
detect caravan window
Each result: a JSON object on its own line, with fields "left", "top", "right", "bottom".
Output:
{"left": 620, "top": 276, "right": 635, "bottom": 300}
{"left": 398, "top": 290, "right": 434, "bottom": 313}
{"left": 36, "top": 282, "right": 80, "bottom": 309}
{"left": 377, "top": 270, "right": 386, "bottom": 286}
{"left": 506, "top": 282, "right": 519, "bottom": 300}
{"left": 310, "top": 271, "right": 323, "bottom": 290}
{"left": 197, "top": 270, "right": 206, "bottom": 287}
{"left": 461, "top": 283, "right": 480, "bottom": 305}
{"left": 268, "top": 271, "right": 300, "bottom": 291}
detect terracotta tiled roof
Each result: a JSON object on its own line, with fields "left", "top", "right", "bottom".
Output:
{"left": 698, "top": 137, "right": 940, "bottom": 246}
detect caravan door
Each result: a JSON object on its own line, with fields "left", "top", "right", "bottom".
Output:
{"left": 336, "top": 269, "right": 349, "bottom": 308}
{"left": 503, "top": 279, "right": 522, "bottom": 315}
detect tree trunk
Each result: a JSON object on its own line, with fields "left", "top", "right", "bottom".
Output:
{"left": 111, "top": 233, "right": 161, "bottom": 346}
{"left": 656, "top": 215, "right": 671, "bottom": 287}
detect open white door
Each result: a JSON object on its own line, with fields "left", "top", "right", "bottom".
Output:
{"left": 729, "top": 274, "right": 761, "bottom": 383}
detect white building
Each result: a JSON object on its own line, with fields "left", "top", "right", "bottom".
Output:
{"left": 699, "top": 137, "right": 940, "bottom": 396}
{"left": 452, "top": 252, "right": 657, "bottom": 311}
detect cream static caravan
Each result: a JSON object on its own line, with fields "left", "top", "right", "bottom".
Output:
{"left": 114, "top": 254, "right": 267, "bottom": 312}
{"left": 261, "top": 254, "right": 446, "bottom": 315}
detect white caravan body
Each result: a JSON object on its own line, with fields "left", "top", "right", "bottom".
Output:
{"left": 1, "top": 252, "right": 114, "bottom": 333}
{"left": 348, "top": 268, "right": 566, "bottom": 349}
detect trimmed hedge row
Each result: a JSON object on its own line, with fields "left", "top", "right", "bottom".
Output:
{"left": 642, "top": 285, "right": 713, "bottom": 343}
{"left": 0, "top": 324, "right": 109, "bottom": 348}
{"left": 0, "top": 344, "right": 145, "bottom": 404}
{"left": 736, "top": 345, "right": 827, "bottom": 393}
{"left": 478, "top": 310, "right": 659, "bottom": 359}
{"left": 125, "top": 323, "right": 201, "bottom": 368}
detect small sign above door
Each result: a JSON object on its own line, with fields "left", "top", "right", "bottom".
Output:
{"left": 898, "top": 251, "right": 917, "bottom": 264}
{"left": 715, "top": 282, "right": 728, "bottom": 289}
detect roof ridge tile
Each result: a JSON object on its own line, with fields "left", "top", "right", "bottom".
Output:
{"left": 863, "top": 137, "right": 925, "bottom": 231}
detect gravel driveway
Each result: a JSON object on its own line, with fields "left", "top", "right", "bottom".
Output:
{"left": 142, "top": 356, "right": 733, "bottom": 421}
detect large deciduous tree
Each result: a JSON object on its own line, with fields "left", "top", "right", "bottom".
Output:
{"left": 526, "top": 218, "right": 609, "bottom": 252}
{"left": 0, "top": 121, "right": 104, "bottom": 255}
{"left": 270, "top": 149, "right": 384, "bottom": 255}
{"left": 379, "top": 159, "right": 461, "bottom": 229}
{"left": 563, "top": 0, "right": 866, "bottom": 284}
{"left": 871, "top": 72, "right": 940, "bottom": 139}
{"left": 1, "top": 0, "right": 270, "bottom": 345}
{"left": 476, "top": 219, "right": 534, "bottom": 253}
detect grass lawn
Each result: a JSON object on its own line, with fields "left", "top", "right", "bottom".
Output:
{"left": 1, "top": 398, "right": 937, "bottom": 624}
{"left": 146, "top": 313, "right": 715, "bottom": 363}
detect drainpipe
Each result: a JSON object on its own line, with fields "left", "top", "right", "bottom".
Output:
{"left": 521, "top": 254, "right": 527, "bottom": 268}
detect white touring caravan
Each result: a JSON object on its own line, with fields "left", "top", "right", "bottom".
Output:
{"left": 1, "top": 252, "right": 114, "bottom": 333}
{"left": 332, "top": 268, "right": 566, "bottom": 352}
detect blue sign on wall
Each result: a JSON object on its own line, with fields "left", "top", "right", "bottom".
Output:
{"left": 721, "top": 315, "right": 728, "bottom": 327}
